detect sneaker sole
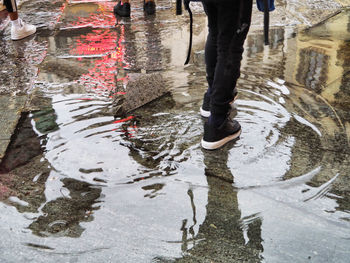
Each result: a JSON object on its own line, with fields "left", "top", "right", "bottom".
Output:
{"left": 199, "top": 93, "right": 238, "bottom": 118}
{"left": 201, "top": 128, "right": 241, "bottom": 150}
{"left": 200, "top": 107, "right": 210, "bottom": 118}
{"left": 11, "top": 28, "right": 36, "bottom": 41}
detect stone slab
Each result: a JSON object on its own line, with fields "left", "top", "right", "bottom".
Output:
{"left": 0, "top": 95, "right": 28, "bottom": 111}
{"left": 0, "top": 110, "right": 20, "bottom": 139}
{"left": 0, "top": 139, "right": 10, "bottom": 159}
{"left": 0, "top": 95, "right": 28, "bottom": 160}
{"left": 113, "top": 72, "right": 169, "bottom": 117}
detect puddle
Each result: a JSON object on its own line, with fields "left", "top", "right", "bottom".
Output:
{"left": 0, "top": 1, "right": 350, "bottom": 262}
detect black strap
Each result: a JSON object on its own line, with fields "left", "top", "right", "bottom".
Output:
{"left": 184, "top": 0, "right": 193, "bottom": 65}
{"left": 263, "top": 0, "right": 269, "bottom": 45}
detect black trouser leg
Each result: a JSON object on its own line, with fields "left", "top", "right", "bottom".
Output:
{"left": 203, "top": 0, "right": 252, "bottom": 117}
{"left": 203, "top": 2, "right": 217, "bottom": 98}
{"left": 4, "top": 0, "right": 18, "bottom": 12}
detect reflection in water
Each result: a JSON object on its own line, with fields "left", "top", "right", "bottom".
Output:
{"left": 62, "top": 2, "right": 116, "bottom": 29}
{"left": 0, "top": 105, "right": 102, "bottom": 238}
{"left": 29, "top": 177, "right": 102, "bottom": 238}
{"left": 0, "top": 38, "right": 46, "bottom": 95}
{"left": 0, "top": 113, "right": 50, "bottom": 211}
{"left": 142, "top": 183, "right": 165, "bottom": 198}
{"left": 75, "top": 27, "right": 127, "bottom": 96}
{"left": 120, "top": 94, "right": 196, "bottom": 181}
{"left": 189, "top": 150, "right": 262, "bottom": 262}
{"left": 296, "top": 48, "right": 329, "bottom": 91}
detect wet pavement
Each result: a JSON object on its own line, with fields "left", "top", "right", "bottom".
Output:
{"left": 1, "top": 0, "right": 350, "bottom": 262}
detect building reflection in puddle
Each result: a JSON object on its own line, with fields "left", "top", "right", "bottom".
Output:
{"left": 0, "top": 107, "right": 103, "bottom": 238}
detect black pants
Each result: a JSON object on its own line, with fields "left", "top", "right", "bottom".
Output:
{"left": 202, "top": 0, "right": 252, "bottom": 116}
{"left": 4, "top": 0, "right": 18, "bottom": 12}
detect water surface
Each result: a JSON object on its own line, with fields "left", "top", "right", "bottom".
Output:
{"left": 0, "top": 1, "right": 349, "bottom": 262}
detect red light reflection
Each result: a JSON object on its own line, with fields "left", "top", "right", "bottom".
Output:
{"left": 68, "top": 20, "right": 129, "bottom": 95}
{"left": 61, "top": 1, "right": 136, "bottom": 132}
{"left": 113, "top": 116, "right": 135, "bottom": 124}
{"left": 112, "top": 116, "right": 138, "bottom": 138}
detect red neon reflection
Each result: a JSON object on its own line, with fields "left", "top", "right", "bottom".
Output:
{"left": 112, "top": 120, "right": 138, "bottom": 138}
{"left": 60, "top": 2, "right": 136, "bottom": 132}
{"left": 113, "top": 116, "right": 134, "bottom": 124}
{"left": 69, "top": 26, "right": 128, "bottom": 95}
{"left": 63, "top": 2, "right": 130, "bottom": 95}
{"left": 56, "top": 2, "right": 67, "bottom": 25}
{"left": 70, "top": 29, "right": 118, "bottom": 56}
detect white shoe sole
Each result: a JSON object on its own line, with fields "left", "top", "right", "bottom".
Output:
{"left": 199, "top": 94, "right": 238, "bottom": 118}
{"left": 200, "top": 107, "right": 210, "bottom": 118}
{"left": 11, "top": 27, "right": 36, "bottom": 41}
{"left": 201, "top": 129, "right": 241, "bottom": 150}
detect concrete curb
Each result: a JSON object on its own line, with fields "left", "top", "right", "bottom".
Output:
{"left": 0, "top": 0, "right": 67, "bottom": 162}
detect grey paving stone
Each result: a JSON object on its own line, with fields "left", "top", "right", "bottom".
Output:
{"left": 0, "top": 95, "right": 28, "bottom": 158}
{"left": 0, "top": 139, "right": 10, "bottom": 159}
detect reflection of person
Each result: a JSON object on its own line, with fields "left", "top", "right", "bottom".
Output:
{"left": 200, "top": 0, "right": 253, "bottom": 150}
{"left": 114, "top": 0, "right": 156, "bottom": 17}
{"left": 176, "top": 149, "right": 263, "bottom": 262}
{"left": 29, "top": 178, "right": 102, "bottom": 238}
{"left": 3, "top": 0, "right": 36, "bottom": 40}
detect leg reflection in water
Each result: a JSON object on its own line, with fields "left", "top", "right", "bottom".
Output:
{"left": 177, "top": 148, "right": 264, "bottom": 262}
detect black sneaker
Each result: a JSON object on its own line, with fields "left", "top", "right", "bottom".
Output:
{"left": 114, "top": 1, "right": 131, "bottom": 17}
{"left": 144, "top": 0, "right": 156, "bottom": 15}
{"left": 200, "top": 90, "right": 238, "bottom": 118}
{"left": 201, "top": 118, "right": 241, "bottom": 150}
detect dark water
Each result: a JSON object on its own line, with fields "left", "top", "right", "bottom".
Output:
{"left": 0, "top": 1, "right": 349, "bottom": 262}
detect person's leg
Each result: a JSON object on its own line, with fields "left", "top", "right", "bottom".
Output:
{"left": 114, "top": 0, "right": 131, "bottom": 17}
{"left": 201, "top": 0, "right": 253, "bottom": 150}
{"left": 114, "top": 0, "right": 156, "bottom": 17}
{"left": 210, "top": 0, "right": 252, "bottom": 122}
{"left": 203, "top": 2, "right": 218, "bottom": 97}
{"left": 200, "top": 0, "right": 242, "bottom": 118}
{"left": 144, "top": 0, "right": 156, "bottom": 15}
{"left": 200, "top": 1, "right": 218, "bottom": 117}
{"left": 4, "top": 0, "right": 36, "bottom": 40}
{"left": 4, "top": 0, "right": 18, "bottom": 20}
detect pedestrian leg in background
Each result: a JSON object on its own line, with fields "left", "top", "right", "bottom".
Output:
{"left": 114, "top": 0, "right": 156, "bottom": 17}
{"left": 3, "top": 0, "right": 36, "bottom": 40}
{"left": 201, "top": 0, "right": 253, "bottom": 150}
